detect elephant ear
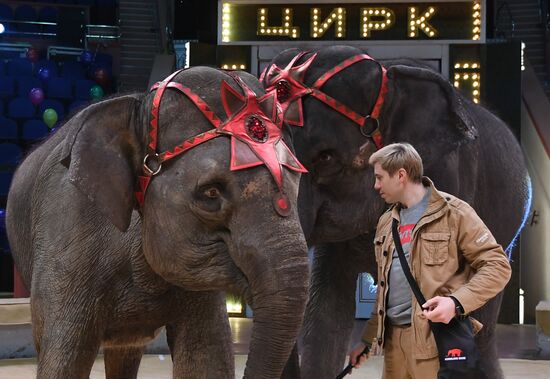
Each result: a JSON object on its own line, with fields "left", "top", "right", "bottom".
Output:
{"left": 386, "top": 65, "right": 478, "bottom": 140}
{"left": 60, "top": 94, "right": 142, "bottom": 232}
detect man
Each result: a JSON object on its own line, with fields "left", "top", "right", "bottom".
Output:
{"left": 349, "top": 143, "right": 511, "bottom": 378}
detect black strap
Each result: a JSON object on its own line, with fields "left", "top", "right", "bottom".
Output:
{"left": 391, "top": 218, "right": 427, "bottom": 306}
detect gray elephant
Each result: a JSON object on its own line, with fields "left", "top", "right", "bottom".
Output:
{"left": 261, "top": 45, "right": 531, "bottom": 379}
{"left": 6, "top": 67, "right": 310, "bottom": 379}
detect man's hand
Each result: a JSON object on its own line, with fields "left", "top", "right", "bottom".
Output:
{"left": 349, "top": 342, "right": 370, "bottom": 368}
{"left": 422, "top": 296, "right": 456, "bottom": 324}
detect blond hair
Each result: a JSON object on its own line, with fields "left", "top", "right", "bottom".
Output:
{"left": 368, "top": 143, "right": 423, "bottom": 183}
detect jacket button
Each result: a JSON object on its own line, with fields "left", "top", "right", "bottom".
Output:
{"left": 383, "top": 250, "right": 388, "bottom": 257}
{"left": 379, "top": 309, "right": 384, "bottom": 316}
{"left": 380, "top": 281, "right": 385, "bottom": 287}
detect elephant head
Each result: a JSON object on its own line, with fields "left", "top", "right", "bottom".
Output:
{"left": 61, "top": 67, "right": 309, "bottom": 378}
{"left": 262, "top": 45, "right": 478, "bottom": 244}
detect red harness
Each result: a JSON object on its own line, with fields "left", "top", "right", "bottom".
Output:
{"left": 135, "top": 69, "right": 306, "bottom": 216}
{"left": 262, "top": 52, "right": 388, "bottom": 149}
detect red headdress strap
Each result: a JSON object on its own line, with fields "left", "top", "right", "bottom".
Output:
{"left": 135, "top": 70, "right": 306, "bottom": 216}
{"left": 264, "top": 52, "right": 388, "bottom": 150}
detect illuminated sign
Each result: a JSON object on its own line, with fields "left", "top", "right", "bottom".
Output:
{"left": 452, "top": 62, "right": 481, "bottom": 103}
{"left": 219, "top": 0, "right": 484, "bottom": 44}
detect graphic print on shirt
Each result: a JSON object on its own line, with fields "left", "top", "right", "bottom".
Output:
{"left": 399, "top": 224, "right": 414, "bottom": 245}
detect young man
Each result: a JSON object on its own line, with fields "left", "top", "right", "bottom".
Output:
{"left": 349, "top": 143, "right": 511, "bottom": 378}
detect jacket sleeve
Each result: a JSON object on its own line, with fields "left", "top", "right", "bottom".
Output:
{"left": 361, "top": 299, "right": 379, "bottom": 347}
{"left": 450, "top": 202, "right": 512, "bottom": 314}
{"left": 361, "top": 215, "right": 390, "bottom": 347}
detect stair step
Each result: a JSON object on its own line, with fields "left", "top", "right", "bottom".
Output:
{"left": 120, "top": 65, "right": 152, "bottom": 72}
{"left": 120, "top": 37, "right": 159, "bottom": 44}
{"left": 121, "top": 31, "right": 156, "bottom": 37}
{"left": 121, "top": 50, "right": 156, "bottom": 56}
{"left": 121, "top": 25, "right": 158, "bottom": 31}
{"left": 120, "top": 9, "right": 153, "bottom": 17}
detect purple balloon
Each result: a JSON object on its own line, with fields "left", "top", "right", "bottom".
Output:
{"left": 37, "top": 67, "right": 51, "bottom": 82}
{"left": 29, "top": 87, "right": 44, "bottom": 106}
{"left": 80, "top": 50, "right": 93, "bottom": 64}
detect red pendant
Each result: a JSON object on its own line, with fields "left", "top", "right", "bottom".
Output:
{"left": 273, "top": 192, "right": 291, "bottom": 217}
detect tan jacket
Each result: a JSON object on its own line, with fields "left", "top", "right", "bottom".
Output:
{"left": 361, "top": 177, "right": 511, "bottom": 359}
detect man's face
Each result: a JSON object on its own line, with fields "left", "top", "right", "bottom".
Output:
{"left": 373, "top": 162, "right": 403, "bottom": 204}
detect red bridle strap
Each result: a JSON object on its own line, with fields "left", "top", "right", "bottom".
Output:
{"left": 265, "top": 53, "right": 388, "bottom": 149}
{"left": 135, "top": 71, "right": 226, "bottom": 207}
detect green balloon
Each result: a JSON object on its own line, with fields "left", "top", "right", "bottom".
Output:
{"left": 43, "top": 108, "right": 58, "bottom": 129}
{"left": 90, "top": 85, "right": 104, "bottom": 100}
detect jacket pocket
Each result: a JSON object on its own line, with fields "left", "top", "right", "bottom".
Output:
{"left": 469, "top": 316, "right": 484, "bottom": 335}
{"left": 420, "top": 232, "right": 450, "bottom": 265}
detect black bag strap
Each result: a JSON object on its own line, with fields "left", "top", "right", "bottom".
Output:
{"left": 391, "top": 218, "right": 427, "bottom": 307}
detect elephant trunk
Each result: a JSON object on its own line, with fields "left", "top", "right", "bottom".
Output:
{"left": 235, "top": 229, "right": 310, "bottom": 379}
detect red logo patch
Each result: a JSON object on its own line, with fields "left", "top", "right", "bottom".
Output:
{"left": 444, "top": 348, "right": 467, "bottom": 361}
{"left": 398, "top": 224, "right": 414, "bottom": 244}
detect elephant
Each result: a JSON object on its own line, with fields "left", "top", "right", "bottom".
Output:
{"left": 260, "top": 45, "right": 531, "bottom": 379}
{"left": 6, "top": 66, "right": 311, "bottom": 379}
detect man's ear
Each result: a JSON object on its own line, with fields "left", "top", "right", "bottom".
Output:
{"left": 398, "top": 168, "right": 407, "bottom": 182}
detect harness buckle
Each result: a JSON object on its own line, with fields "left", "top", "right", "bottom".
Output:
{"left": 143, "top": 153, "right": 162, "bottom": 176}
{"left": 360, "top": 115, "right": 379, "bottom": 138}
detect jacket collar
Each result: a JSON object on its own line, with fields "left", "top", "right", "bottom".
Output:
{"left": 389, "top": 177, "right": 449, "bottom": 226}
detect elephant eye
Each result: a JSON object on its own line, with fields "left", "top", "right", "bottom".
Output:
{"left": 319, "top": 152, "right": 332, "bottom": 162}
{"left": 204, "top": 187, "right": 221, "bottom": 199}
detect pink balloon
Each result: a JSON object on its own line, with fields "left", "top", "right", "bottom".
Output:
{"left": 29, "top": 87, "right": 44, "bottom": 106}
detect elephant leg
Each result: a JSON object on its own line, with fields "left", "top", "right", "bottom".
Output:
{"left": 168, "top": 291, "right": 234, "bottom": 379}
{"left": 472, "top": 292, "right": 504, "bottom": 379}
{"left": 36, "top": 317, "right": 101, "bottom": 379}
{"left": 281, "top": 344, "right": 301, "bottom": 379}
{"left": 104, "top": 345, "right": 145, "bottom": 379}
{"left": 300, "top": 238, "right": 372, "bottom": 379}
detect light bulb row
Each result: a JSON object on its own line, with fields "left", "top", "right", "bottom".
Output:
{"left": 222, "top": 3, "right": 231, "bottom": 42}
{"left": 472, "top": 1, "right": 481, "bottom": 40}
{"left": 221, "top": 64, "right": 246, "bottom": 70}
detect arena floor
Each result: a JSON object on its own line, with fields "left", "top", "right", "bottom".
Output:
{"left": 1, "top": 319, "right": 549, "bottom": 378}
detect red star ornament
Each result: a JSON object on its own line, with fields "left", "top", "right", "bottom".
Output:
{"left": 219, "top": 78, "right": 307, "bottom": 197}
{"left": 264, "top": 52, "right": 318, "bottom": 127}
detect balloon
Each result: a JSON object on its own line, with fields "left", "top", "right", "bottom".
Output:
{"left": 89, "top": 85, "right": 104, "bottom": 100}
{"left": 28, "top": 88, "right": 44, "bottom": 106}
{"left": 37, "top": 67, "right": 51, "bottom": 82}
{"left": 43, "top": 108, "right": 58, "bottom": 129}
{"left": 93, "top": 67, "right": 110, "bottom": 87}
{"left": 80, "top": 50, "right": 93, "bottom": 64}
{"left": 26, "top": 47, "right": 39, "bottom": 63}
